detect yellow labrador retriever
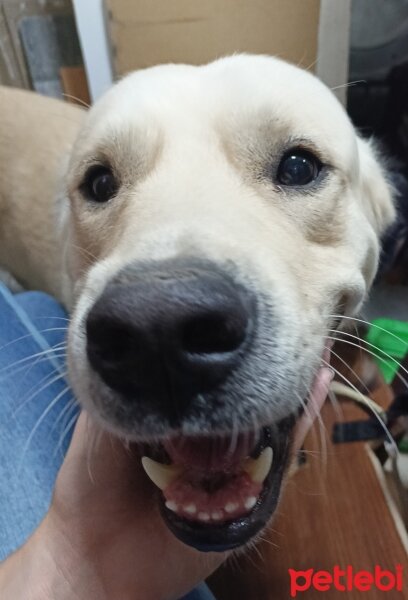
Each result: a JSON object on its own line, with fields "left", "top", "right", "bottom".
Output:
{"left": 0, "top": 55, "right": 395, "bottom": 551}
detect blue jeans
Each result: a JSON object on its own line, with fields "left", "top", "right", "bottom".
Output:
{"left": 0, "top": 283, "right": 215, "bottom": 600}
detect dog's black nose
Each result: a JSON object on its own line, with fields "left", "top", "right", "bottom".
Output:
{"left": 86, "top": 260, "right": 255, "bottom": 422}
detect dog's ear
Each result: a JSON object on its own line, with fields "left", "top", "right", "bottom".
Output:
{"left": 356, "top": 137, "right": 396, "bottom": 235}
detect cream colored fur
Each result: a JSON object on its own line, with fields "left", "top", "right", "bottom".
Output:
{"left": 0, "top": 55, "right": 395, "bottom": 435}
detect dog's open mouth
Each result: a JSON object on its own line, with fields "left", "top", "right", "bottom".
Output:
{"left": 137, "top": 348, "right": 332, "bottom": 552}
{"left": 140, "top": 418, "right": 295, "bottom": 552}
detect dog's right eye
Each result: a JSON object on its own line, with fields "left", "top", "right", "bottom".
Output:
{"left": 276, "top": 149, "right": 322, "bottom": 187}
{"left": 81, "top": 166, "right": 118, "bottom": 203}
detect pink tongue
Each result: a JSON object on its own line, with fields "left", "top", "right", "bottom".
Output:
{"left": 164, "top": 431, "right": 258, "bottom": 472}
{"left": 163, "top": 433, "right": 261, "bottom": 522}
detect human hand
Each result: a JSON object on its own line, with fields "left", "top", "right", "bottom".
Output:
{"left": 0, "top": 365, "right": 332, "bottom": 600}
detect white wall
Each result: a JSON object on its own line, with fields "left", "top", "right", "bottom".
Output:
{"left": 72, "top": 0, "right": 113, "bottom": 102}
{"left": 317, "top": 0, "right": 352, "bottom": 105}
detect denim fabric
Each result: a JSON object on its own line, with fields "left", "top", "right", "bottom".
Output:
{"left": 0, "top": 284, "right": 75, "bottom": 560}
{"left": 0, "top": 284, "right": 216, "bottom": 600}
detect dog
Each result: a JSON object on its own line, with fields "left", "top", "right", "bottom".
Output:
{"left": 0, "top": 54, "right": 395, "bottom": 552}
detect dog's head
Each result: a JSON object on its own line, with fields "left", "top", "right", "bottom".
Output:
{"left": 63, "top": 55, "right": 395, "bottom": 551}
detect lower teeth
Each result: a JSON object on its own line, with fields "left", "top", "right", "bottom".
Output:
{"left": 165, "top": 495, "right": 260, "bottom": 522}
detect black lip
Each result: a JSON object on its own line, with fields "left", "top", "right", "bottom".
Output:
{"left": 158, "top": 414, "right": 296, "bottom": 552}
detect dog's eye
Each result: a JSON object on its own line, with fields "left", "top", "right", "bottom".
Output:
{"left": 82, "top": 166, "right": 118, "bottom": 203}
{"left": 277, "top": 149, "right": 321, "bottom": 186}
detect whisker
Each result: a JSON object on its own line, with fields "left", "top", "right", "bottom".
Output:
{"left": 330, "top": 314, "right": 408, "bottom": 348}
{"left": 226, "top": 551, "right": 241, "bottom": 574}
{"left": 55, "top": 410, "right": 80, "bottom": 457}
{"left": 328, "top": 330, "right": 408, "bottom": 391}
{"left": 250, "top": 413, "right": 261, "bottom": 449}
{"left": 304, "top": 58, "right": 318, "bottom": 72}
{"left": 329, "top": 343, "right": 370, "bottom": 391}
{"left": 330, "top": 79, "right": 366, "bottom": 91}
{"left": 31, "top": 316, "right": 70, "bottom": 324}
{"left": 300, "top": 448, "right": 326, "bottom": 458}
{"left": 18, "top": 385, "right": 71, "bottom": 472}
{"left": 15, "top": 341, "right": 67, "bottom": 382}
{"left": 327, "top": 387, "right": 344, "bottom": 422}
{"left": 298, "top": 390, "right": 328, "bottom": 471}
{"left": 322, "top": 355, "right": 399, "bottom": 455}
{"left": 70, "top": 242, "right": 99, "bottom": 263}
{"left": 0, "top": 329, "right": 64, "bottom": 351}
{"left": 0, "top": 349, "right": 67, "bottom": 382}
{"left": 85, "top": 413, "right": 97, "bottom": 484}
{"left": 0, "top": 337, "right": 66, "bottom": 367}
{"left": 53, "top": 396, "right": 77, "bottom": 432}
{"left": 257, "top": 535, "right": 279, "bottom": 550}
{"left": 247, "top": 540, "right": 265, "bottom": 566}
{"left": 13, "top": 369, "right": 68, "bottom": 417}
{"left": 62, "top": 93, "right": 91, "bottom": 108}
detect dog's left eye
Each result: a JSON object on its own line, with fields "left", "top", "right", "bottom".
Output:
{"left": 81, "top": 166, "right": 118, "bottom": 203}
{"left": 277, "top": 149, "right": 322, "bottom": 186}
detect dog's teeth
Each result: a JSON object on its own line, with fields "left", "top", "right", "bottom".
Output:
{"left": 141, "top": 456, "right": 181, "bottom": 491}
{"left": 242, "top": 446, "right": 273, "bottom": 483}
{"left": 165, "top": 500, "right": 178, "bottom": 512}
{"left": 211, "top": 511, "right": 223, "bottom": 521}
{"left": 224, "top": 502, "right": 239, "bottom": 514}
{"left": 184, "top": 504, "right": 197, "bottom": 515}
{"left": 244, "top": 496, "right": 257, "bottom": 510}
{"left": 198, "top": 512, "right": 210, "bottom": 521}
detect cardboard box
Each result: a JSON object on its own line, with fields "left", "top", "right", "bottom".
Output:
{"left": 106, "top": 0, "right": 321, "bottom": 76}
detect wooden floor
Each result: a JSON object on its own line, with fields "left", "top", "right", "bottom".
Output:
{"left": 208, "top": 348, "right": 408, "bottom": 599}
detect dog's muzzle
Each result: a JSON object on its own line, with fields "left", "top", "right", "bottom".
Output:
{"left": 82, "top": 258, "right": 300, "bottom": 551}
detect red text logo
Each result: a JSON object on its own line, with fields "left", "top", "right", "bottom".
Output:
{"left": 289, "top": 565, "right": 403, "bottom": 597}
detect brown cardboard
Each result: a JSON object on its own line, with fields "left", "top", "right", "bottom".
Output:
{"left": 60, "top": 66, "right": 91, "bottom": 106}
{"left": 105, "top": 0, "right": 321, "bottom": 77}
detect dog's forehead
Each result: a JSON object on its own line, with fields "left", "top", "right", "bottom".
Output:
{"left": 83, "top": 55, "right": 357, "bottom": 167}
{"left": 94, "top": 57, "right": 345, "bottom": 119}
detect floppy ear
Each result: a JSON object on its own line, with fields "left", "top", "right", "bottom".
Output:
{"left": 356, "top": 137, "right": 396, "bottom": 236}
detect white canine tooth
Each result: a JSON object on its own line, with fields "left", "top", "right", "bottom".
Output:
{"left": 242, "top": 447, "right": 273, "bottom": 484}
{"left": 198, "top": 512, "right": 210, "bottom": 521}
{"left": 225, "top": 502, "right": 239, "bottom": 514}
{"left": 141, "top": 456, "right": 182, "bottom": 491}
{"left": 244, "top": 496, "right": 257, "bottom": 510}
{"left": 165, "top": 500, "right": 178, "bottom": 512}
{"left": 184, "top": 504, "right": 197, "bottom": 515}
{"left": 211, "top": 511, "right": 223, "bottom": 521}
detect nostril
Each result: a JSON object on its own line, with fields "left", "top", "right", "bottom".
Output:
{"left": 181, "top": 312, "right": 247, "bottom": 355}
